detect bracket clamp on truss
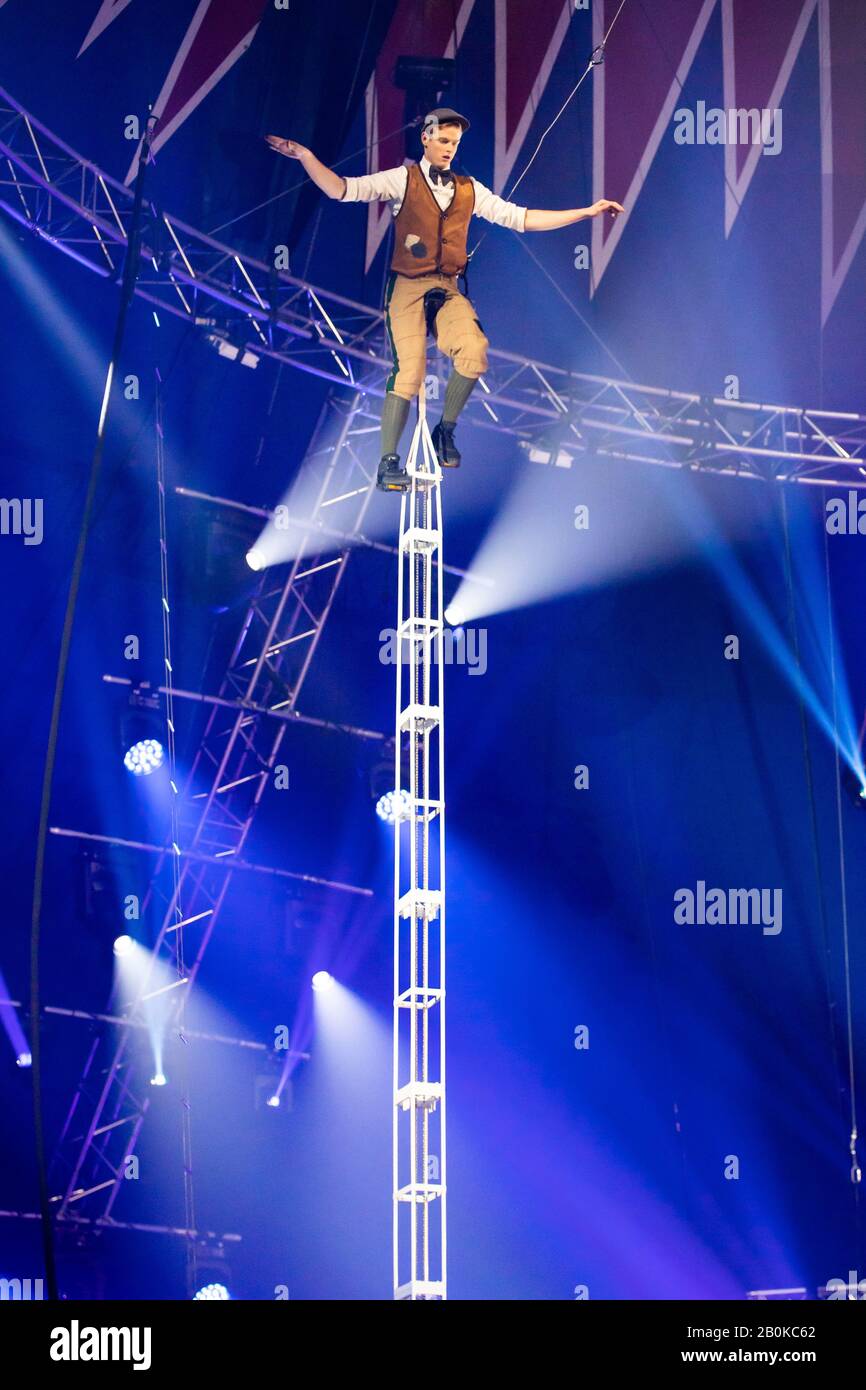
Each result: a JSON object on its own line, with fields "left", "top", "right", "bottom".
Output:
{"left": 396, "top": 1081, "right": 443, "bottom": 1112}
{"left": 398, "top": 888, "right": 442, "bottom": 921}
{"left": 399, "top": 704, "right": 440, "bottom": 733}
{"left": 395, "top": 1278, "right": 445, "bottom": 1300}
{"left": 400, "top": 525, "right": 440, "bottom": 552}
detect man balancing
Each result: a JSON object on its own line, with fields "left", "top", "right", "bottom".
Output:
{"left": 267, "top": 109, "right": 623, "bottom": 493}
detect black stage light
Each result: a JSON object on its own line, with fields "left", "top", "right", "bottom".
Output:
{"left": 394, "top": 56, "right": 456, "bottom": 128}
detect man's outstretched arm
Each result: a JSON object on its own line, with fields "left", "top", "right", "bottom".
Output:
{"left": 522, "top": 201, "right": 622, "bottom": 230}
{"left": 524, "top": 199, "right": 624, "bottom": 231}
{"left": 472, "top": 182, "right": 623, "bottom": 232}
{"left": 266, "top": 136, "right": 346, "bottom": 199}
{"left": 266, "top": 136, "right": 408, "bottom": 204}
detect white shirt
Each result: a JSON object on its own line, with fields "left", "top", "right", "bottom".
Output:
{"left": 340, "top": 155, "right": 526, "bottom": 233}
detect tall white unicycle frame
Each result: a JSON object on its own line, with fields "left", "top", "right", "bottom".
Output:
{"left": 393, "top": 386, "right": 447, "bottom": 1301}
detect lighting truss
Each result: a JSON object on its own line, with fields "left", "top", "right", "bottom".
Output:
{"left": 4, "top": 78, "right": 865, "bottom": 1251}
{"left": 1, "top": 85, "right": 864, "bottom": 487}
{"left": 50, "top": 386, "right": 377, "bottom": 1230}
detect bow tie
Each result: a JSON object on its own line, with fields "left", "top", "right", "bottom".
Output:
{"left": 428, "top": 166, "right": 454, "bottom": 186}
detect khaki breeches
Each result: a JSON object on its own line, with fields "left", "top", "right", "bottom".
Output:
{"left": 384, "top": 271, "right": 489, "bottom": 400}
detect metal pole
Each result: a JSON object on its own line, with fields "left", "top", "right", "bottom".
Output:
{"left": 393, "top": 387, "right": 447, "bottom": 1300}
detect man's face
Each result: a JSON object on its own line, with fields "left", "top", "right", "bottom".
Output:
{"left": 422, "top": 123, "right": 462, "bottom": 169}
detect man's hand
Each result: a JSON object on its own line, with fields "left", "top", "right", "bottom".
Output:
{"left": 265, "top": 138, "right": 345, "bottom": 199}
{"left": 589, "top": 198, "right": 625, "bottom": 219}
{"left": 266, "top": 135, "right": 310, "bottom": 160}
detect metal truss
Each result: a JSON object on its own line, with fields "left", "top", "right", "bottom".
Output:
{"left": 0, "top": 1207, "right": 243, "bottom": 1242}
{"left": 50, "top": 385, "right": 377, "bottom": 1230}
{"left": 5, "top": 80, "right": 866, "bottom": 1270}
{"left": 2, "top": 84, "right": 864, "bottom": 488}
{"left": 0, "top": 994, "right": 306, "bottom": 1054}
{"left": 393, "top": 397, "right": 446, "bottom": 1300}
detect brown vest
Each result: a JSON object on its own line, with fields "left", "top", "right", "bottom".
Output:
{"left": 391, "top": 162, "right": 475, "bottom": 277}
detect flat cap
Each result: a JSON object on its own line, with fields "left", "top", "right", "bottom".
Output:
{"left": 422, "top": 107, "right": 471, "bottom": 133}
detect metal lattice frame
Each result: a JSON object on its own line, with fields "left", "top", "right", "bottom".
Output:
{"left": 2, "top": 84, "right": 865, "bottom": 487}
{"left": 51, "top": 387, "right": 377, "bottom": 1227}
{"left": 4, "top": 82, "right": 865, "bottom": 1261}
{"left": 393, "top": 394, "right": 446, "bottom": 1301}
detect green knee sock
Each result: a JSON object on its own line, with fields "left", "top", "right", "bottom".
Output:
{"left": 380, "top": 392, "right": 410, "bottom": 456}
{"left": 442, "top": 370, "right": 478, "bottom": 424}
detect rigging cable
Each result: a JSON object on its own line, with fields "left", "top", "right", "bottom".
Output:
{"left": 466, "top": 0, "right": 629, "bottom": 269}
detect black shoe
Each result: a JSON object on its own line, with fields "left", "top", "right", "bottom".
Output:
{"left": 432, "top": 419, "right": 461, "bottom": 468}
{"left": 376, "top": 453, "right": 411, "bottom": 492}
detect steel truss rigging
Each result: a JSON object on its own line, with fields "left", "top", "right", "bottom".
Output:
{"left": 3, "top": 84, "right": 864, "bottom": 1267}
{"left": 1, "top": 85, "right": 864, "bottom": 488}
{"left": 50, "top": 385, "right": 377, "bottom": 1231}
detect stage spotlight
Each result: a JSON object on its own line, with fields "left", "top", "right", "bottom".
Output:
{"left": 255, "top": 1071, "right": 293, "bottom": 1114}
{"left": 519, "top": 439, "right": 574, "bottom": 468}
{"left": 443, "top": 604, "right": 458, "bottom": 626}
{"left": 204, "top": 330, "right": 258, "bottom": 369}
{"left": 16, "top": 1052, "right": 32, "bottom": 1068}
{"left": 189, "top": 1240, "right": 233, "bottom": 1301}
{"left": 113, "top": 934, "right": 135, "bottom": 957}
{"left": 843, "top": 770, "right": 866, "bottom": 810}
{"left": 150, "top": 1072, "right": 167, "bottom": 1087}
{"left": 312, "top": 970, "right": 335, "bottom": 994}
{"left": 123, "top": 737, "right": 165, "bottom": 776}
{"left": 245, "top": 547, "right": 266, "bottom": 572}
{"left": 370, "top": 739, "right": 413, "bottom": 823}
{"left": 79, "top": 852, "right": 123, "bottom": 939}
{"left": 375, "top": 788, "right": 412, "bottom": 824}
{"left": 394, "top": 56, "right": 456, "bottom": 125}
{"left": 121, "top": 689, "right": 165, "bottom": 776}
